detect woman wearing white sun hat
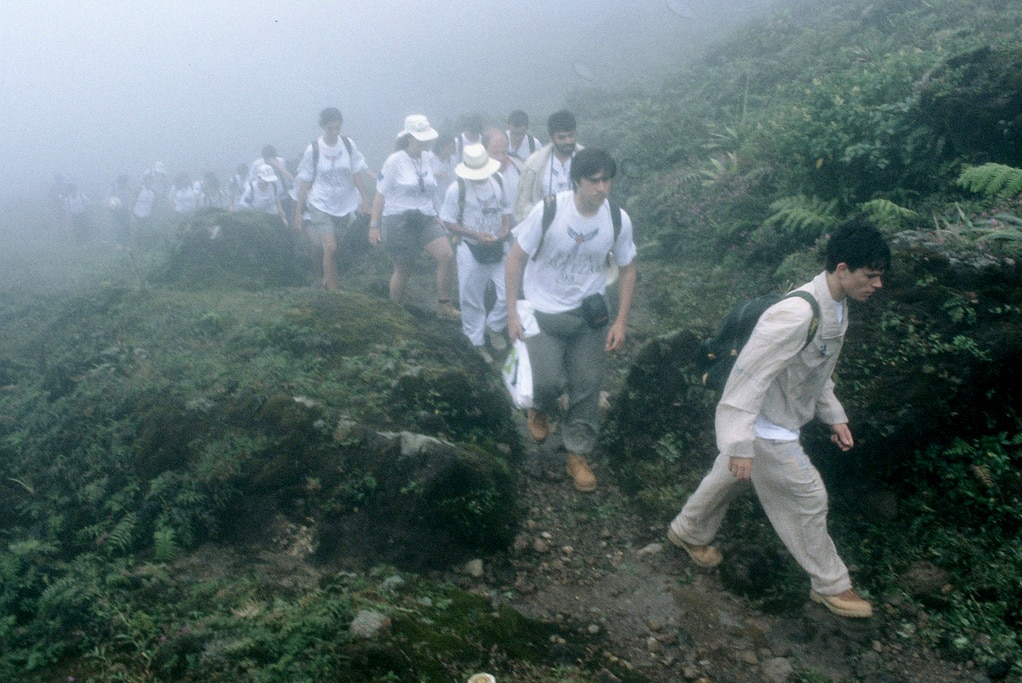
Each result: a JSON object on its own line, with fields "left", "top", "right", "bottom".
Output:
{"left": 370, "top": 115, "right": 460, "bottom": 320}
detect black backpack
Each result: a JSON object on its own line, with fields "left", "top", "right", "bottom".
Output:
{"left": 698, "top": 291, "right": 821, "bottom": 391}
{"left": 532, "top": 195, "right": 622, "bottom": 261}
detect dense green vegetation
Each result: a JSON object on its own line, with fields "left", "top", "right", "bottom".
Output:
{"left": 2, "top": 0, "right": 1022, "bottom": 679}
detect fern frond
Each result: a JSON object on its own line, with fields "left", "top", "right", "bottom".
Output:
{"left": 859, "top": 198, "right": 919, "bottom": 228}
{"left": 764, "top": 195, "right": 839, "bottom": 239}
{"left": 957, "top": 163, "right": 1022, "bottom": 198}
{"left": 107, "top": 513, "right": 138, "bottom": 555}
{"left": 153, "top": 526, "right": 177, "bottom": 563}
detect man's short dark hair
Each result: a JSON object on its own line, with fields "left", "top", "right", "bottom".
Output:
{"left": 320, "top": 107, "right": 343, "bottom": 126}
{"left": 262, "top": 145, "right": 277, "bottom": 159}
{"left": 461, "top": 114, "right": 486, "bottom": 136}
{"left": 508, "top": 109, "right": 529, "bottom": 128}
{"left": 570, "top": 148, "right": 617, "bottom": 186}
{"left": 547, "top": 110, "right": 577, "bottom": 135}
{"left": 825, "top": 218, "right": 892, "bottom": 273}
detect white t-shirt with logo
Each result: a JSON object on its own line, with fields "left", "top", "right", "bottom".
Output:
{"left": 296, "top": 137, "right": 368, "bottom": 217}
{"left": 439, "top": 175, "right": 511, "bottom": 243}
{"left": 512, "top": 190, "right": 636, "bottom": 314}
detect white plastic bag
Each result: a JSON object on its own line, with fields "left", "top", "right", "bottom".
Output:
{"left": 502, "top": 338, "right": 533, "bottom": 409}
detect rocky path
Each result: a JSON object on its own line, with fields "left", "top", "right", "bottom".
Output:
{"left": 478, "top": 424, "right": 982, "bottom": 683}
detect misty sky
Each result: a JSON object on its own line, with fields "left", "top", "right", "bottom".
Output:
{"left": 2, "top": 0, "right": 767, "bottom": 200}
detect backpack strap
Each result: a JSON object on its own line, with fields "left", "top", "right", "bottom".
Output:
{"left": 781, "top": 290, "right": 821, "bottom": 350}
{"left": 456, "top": 177, "right": 466, "bottom": 226}
{"left": 342, "top": 136, "right": 354, "bottom": 170}
{"left": 310, "top": 140, "right": 319, "bottom": 184}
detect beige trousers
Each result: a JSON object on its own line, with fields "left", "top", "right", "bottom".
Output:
{"left": 669, "top": 438, "right": 852, "bottom": 595}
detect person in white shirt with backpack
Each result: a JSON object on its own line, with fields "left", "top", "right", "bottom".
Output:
{"left": 292, "top": 107, "right": 374, "bottom": 291}
{"left": 440, "top": 144, "right": 512, "bottom": 362}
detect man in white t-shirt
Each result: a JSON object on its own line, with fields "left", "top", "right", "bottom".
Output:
{"left": 505, "top": 148, "right": 637, "bottom": 492}
{"left": 440, "top": 144, "right": 512, "bottom": 362}
{"left": 506, "top": 109, "right": 542, "bottom": 163}
{"left": 293, "top": 107, "right": 374, "bottom": 291}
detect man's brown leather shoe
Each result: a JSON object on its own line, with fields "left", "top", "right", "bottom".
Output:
{"left": 526, "top": 409, "right": 548, "bottom": 443}
{"left": 810, "top": 589, "right": 873, "bottom": 618}
{"left": 566, "top": 454, "right": 597, "bottom": 492}
{"left": 666, "top": 527, "right": 723, "bottom": 568}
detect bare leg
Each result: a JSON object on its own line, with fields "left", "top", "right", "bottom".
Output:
{"left": 321, "top": 231, "right": 338, "bottom": 291}
{"left": 425, "top": 236, "right": 455, "bottom": 304}
{"left": 390, "top": 263, "right": 412, "bottom": 304}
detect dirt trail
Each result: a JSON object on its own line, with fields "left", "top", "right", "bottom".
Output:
{"left": 402, "top": 265, "right": 981, "bottom": 682}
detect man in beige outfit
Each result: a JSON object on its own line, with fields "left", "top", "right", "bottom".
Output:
{"left": 668, "top": 219, "right": 890, "bottom": 618}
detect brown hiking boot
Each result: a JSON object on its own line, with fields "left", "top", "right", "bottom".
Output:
{"left": 526, "top": 409, "right": 548, "bottom": 443}
{"left": 666, "top": 527, "right": 723, "bottom": 568}
{"left": 810, "top": 589, "right": 873, "bottom": 618}
{"left": 566, "top": 454, "right": 597, "bottom": 492}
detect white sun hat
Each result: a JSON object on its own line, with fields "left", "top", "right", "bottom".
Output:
{"left": 455, "top": 144, "right": 500, "bottom": 181}
{"left": 397, "top": 114, "right": 439, "bottom": 141}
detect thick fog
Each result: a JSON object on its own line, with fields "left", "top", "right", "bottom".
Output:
{"left": 2, "top": 0, "right": 768, "bottom": 202}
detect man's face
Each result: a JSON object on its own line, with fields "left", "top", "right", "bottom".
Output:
{"left": 485, "top": 135, "right": 510, "bottom": 171}
{"left": 575, "top": 171, "right": 612, "bottom": 212}
{"left": 508, "top": 123, "right": 528, "bottom": 142}
{"left": 838, "top": 265, "right": 884, "bottom": 302}
{"left": 550, "top": 129, "right": 577, "bottom": 158}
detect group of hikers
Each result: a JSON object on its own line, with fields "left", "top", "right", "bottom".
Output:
{"left": 48, "top": 104, "right": 893, "bottom": 621}
{"left": 287, "top": 105, "right": 890, "bottom": 621}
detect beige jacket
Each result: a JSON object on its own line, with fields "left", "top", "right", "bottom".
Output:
{"left": 716, "top": 271, "right": 849, "bottom": 459}
{"left": 513, "top": 142, "right": 584, "bottom": 224}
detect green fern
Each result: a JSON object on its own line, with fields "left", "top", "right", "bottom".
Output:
{"left": 106, "top": 512, "right": 137, "bottom": 556}
{"left": 764, "top": 195, "right": 839, "bottom": 240}
{"left": 859, "top": 198, "right": 919, "bottom": 230}
{"left": 957, "top": 163, "right": 1022, "bottom": 198}
{"left": 152, "top": 526, "right": 177, "bottom": 563}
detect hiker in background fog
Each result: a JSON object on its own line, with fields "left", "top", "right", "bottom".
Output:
{"left": 132, "top": 172, "right": 156, "bottom": 236}
{"left": 228, "top": 162, "right": 248, "bottom": 211}
{"left": 667, "top": 219, "right": 890, "bottom": 619}
{"left": 108, "top": 174, "right": 134, "bottom": 247}
{"left": 370, "top": 114, "right": 460, "bottom": 321}
{"left": 506, "top": 109, "right": 542, "bottom": 162}
{"left": 431, "top": 133, "right": 458, "bottom": 209}
{"left": 293, "top": 107, "right": 374, "bottom": 291}
{"left": 172, "top": 172, "right": 199, "bottom": 215}
{"left": 440, "top": 144, "right": 512, "bottom": 363}
{"left": 200, "top": 172, "right": 230, "bottom": 210}
{"left": 240, "top": 164, "right": 288, "bottom": 226}
{"left": 514, "top": 109, "right": 583, "bottom": 224}
{"left": 64, "top": 183, "right": 90, "bottom": 243}
{"left": 248, "top": 145, "right": 293, "bottom": 202}
{"left": 484, "top": 127, "right": 522, "bottom": 213}
{"left": 505, "top": 148, "right": 637, "bottom": 493}
{"left": 454, "top": 113, "right": 486, "bottom": 159}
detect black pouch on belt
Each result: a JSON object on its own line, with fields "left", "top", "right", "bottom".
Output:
{"left": 579, "top": 293, "right": 609, "bottom": 328}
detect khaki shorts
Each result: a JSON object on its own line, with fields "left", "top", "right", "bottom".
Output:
{"left": 308, "top": 205, "right": 353, "bottom": 237}
{"left": 381, "top": 210, "right": 446, "bottom": 265}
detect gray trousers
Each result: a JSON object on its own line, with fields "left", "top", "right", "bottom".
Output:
{"left": 669, "top": 438, "right": 852, "bottom": 595}
{"left": 526, "top": 310, "right": 606, "bottom": 456}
